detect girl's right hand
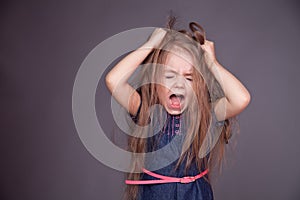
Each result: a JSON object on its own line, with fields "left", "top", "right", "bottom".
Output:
{"left": 144, "top": 28, "right": 167, "bottom": 49}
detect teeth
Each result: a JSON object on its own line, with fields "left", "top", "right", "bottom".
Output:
{"left": 170, "top": 94, "right": 184, "bottom": 100}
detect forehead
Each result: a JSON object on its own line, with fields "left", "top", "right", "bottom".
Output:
{"left": 164, "top": 52, "right": 194, "bottom": 73}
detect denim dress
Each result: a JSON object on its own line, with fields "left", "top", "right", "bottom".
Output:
{"left": 130, "top": 105, "right": 224, "bottom": 200}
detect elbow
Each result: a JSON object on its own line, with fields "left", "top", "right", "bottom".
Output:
{"left": 105, "top": 73, "right": 110, "bottom": 86}
{"left": 224, "top": 91, "right": 251, "bottom": 119}
{"left": 105, "top": 73, "right": 114, "bottom": 92}
{"left": 230, "top": 91, "right": 251, "bottom": 113}
{"left": 238, "top": 91, "right": 251, "bottom": 110}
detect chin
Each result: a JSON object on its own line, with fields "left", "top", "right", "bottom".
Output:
{"left": 164, "top": 105, "right": 186, "bottom": 115}
{"left": 167, "top": 110, "right": 182, "bottom": 115}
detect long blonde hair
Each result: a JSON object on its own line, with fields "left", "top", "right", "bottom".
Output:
{"left": 124, "top": 16, "right": 238, "bottom": 200}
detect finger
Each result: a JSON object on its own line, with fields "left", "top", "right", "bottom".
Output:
{"left": 199, "top": 45, "right": 207, "bottom": 51}
{"left": 203, "top": 39, "right": 214, "bottom": 44}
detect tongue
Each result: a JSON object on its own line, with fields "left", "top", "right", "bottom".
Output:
{"left": 170, "top": 96, "right": 181, "bottom": 108}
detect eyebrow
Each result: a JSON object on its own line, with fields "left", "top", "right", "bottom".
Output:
{"left": 184, "top": 73, "right": 193, "bottom": 76}
{"left": 165, "top": 69, "right": 193, "bottom": 76}
{"left": 165, "top": 69, "right": 176, "bottom": 73}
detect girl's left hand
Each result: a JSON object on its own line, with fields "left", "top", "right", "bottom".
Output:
{"left": 200, "top": 40, "right": 218, "bottom": 64}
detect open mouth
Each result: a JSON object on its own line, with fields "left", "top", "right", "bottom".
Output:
{"left": 169, "top": 94, "right": 185, "bottom": 109}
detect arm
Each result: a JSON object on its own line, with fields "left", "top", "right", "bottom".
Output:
{"left": 105, "top": 28, "right": 167, "bottom": 116}
{"left": 201, "top": 40, "right": 251, "bottom": 121}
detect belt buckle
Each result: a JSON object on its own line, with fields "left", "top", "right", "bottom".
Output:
{"left": 180, "top": 176, "right": 196, "bottom": 184}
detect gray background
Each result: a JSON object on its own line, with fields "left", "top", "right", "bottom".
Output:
{"left": 1, "top": 0, "right": 299, "bottom": 199}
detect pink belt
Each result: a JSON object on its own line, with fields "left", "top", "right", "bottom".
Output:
{"left": 125, "top": 168, "right": 209, "bottom": 185}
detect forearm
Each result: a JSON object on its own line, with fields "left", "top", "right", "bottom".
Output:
{"left": 208, "top": 61, "right": 251, "bottom": 107}
{"left": 105, "top": 42, "right": 153, "bottom": 92}
{"left": 105, "top": 28, "right": 166, "bottom": 115}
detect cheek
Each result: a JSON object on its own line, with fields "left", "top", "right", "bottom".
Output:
{"left": 156, "top": 85, "right": 169, "bottom": 101}
{"left": 161, "top": 78, "right": 172, "bottom": 89}
{"left": 186, "top": 84, "right": 195, "bottom": 99}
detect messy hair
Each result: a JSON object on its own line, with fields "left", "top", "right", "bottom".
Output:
{"left": 124, "top": 15, "right": 238, "bottom": 200}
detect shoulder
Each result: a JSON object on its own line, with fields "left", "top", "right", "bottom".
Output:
{"left": 211, "top": 103, "right": 225, "bottom": 127}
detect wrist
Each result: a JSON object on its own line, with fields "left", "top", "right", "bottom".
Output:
{"left": 207, "top": 59, "right": 219, "bottom": 70}
{"left": 140, "top": 42, "right": 155, "bottom": 50}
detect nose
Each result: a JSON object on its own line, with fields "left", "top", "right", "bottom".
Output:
{"left": 174, "top": 75, "right": 185, "bottom": 89}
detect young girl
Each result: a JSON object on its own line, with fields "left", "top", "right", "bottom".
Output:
{"left": 105, "top": 17, "right": 251, "bottom": 200}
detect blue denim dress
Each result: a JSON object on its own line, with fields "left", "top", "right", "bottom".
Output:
{"left": 130, "top": 107, "right": 223, "bottom": 200}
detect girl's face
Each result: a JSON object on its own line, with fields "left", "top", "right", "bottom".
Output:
{"left": 157, "top": 52, "right": 194, "bottom": 115}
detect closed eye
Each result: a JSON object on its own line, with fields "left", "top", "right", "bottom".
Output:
{"left": 165, "top": 73, "right": 175, "bottom": 79}
{"left": 186, "top": 77, "right": 193, "bottom": 81}
{"left": 166, "top": 76, "right": 175, "bottom": 79}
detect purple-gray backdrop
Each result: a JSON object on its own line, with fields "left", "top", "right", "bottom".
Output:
{"left": 1, "top": 0, "right": 300, "bottom": 199}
